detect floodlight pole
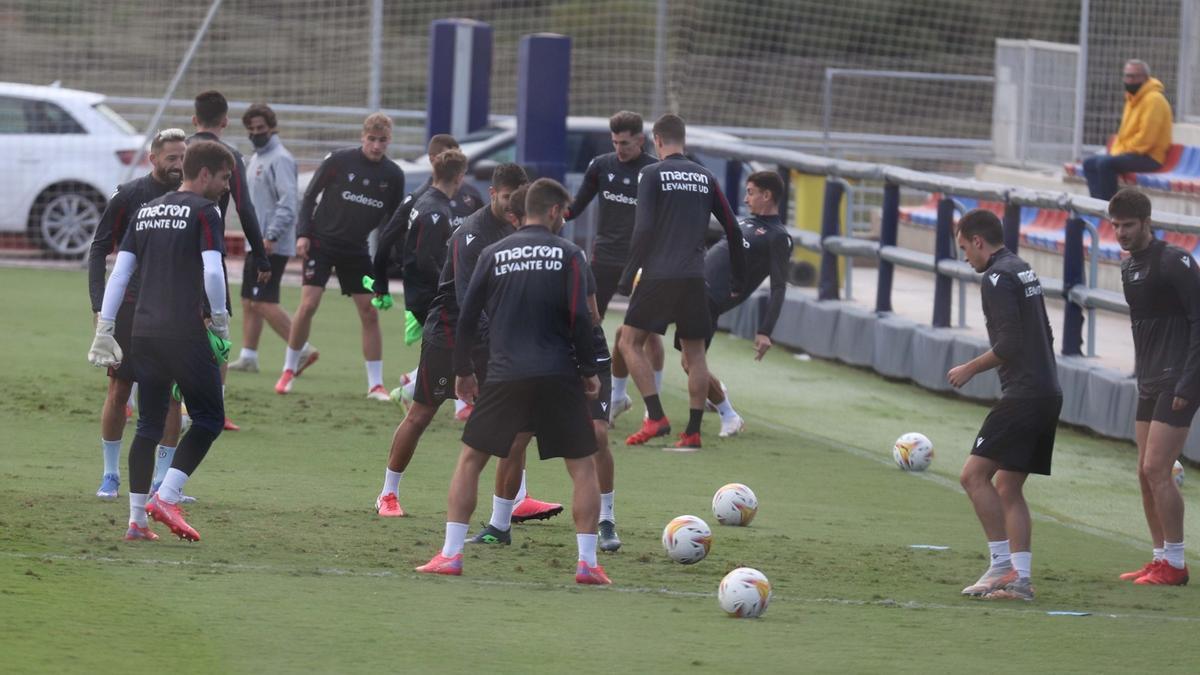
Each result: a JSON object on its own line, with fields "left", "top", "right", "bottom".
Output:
{"left": 1071, "top": 0, "right": 1088, "bottom": 162}
{"left": 125, "top": 0, "right": 224, "bottom": 181}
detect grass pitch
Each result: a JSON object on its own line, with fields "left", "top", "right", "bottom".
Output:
{"left": 0, "top": 267, "right": 1196, "bottom": 674}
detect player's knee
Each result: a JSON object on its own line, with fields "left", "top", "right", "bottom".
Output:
{"left": 357, "top": 304, "right": 379, "bottom": 324}
{"left": 402, "top": 405, "right": 435, "bottom": 429}
{"left": 995, "top": 478, "right": 1023, "bottom": 502}
{"left": 959, "top": 467, "right": 985, "bottom": 492}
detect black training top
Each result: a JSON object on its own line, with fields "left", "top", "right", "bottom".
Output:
{"left": 423, "top": 203, "right": 515, "bottom": 349}
{"left": 297, "top": 146, "right": 404, "bottom": 253}
{"left": 566, "top": 150, "right": 658, "bottom": 267}
{"left": 455, "top": 225, "right": 596, "bottom": 381}
{"left": 980, "top": 248, "right": 1060, "bottom": 398}
{"left": 119, "top": 191, "right": 225, "bottom": 341}
{"left": 619, "top": 153, "right": 746, "bottom": 290}
{"left": 373, "top": 178, "right": 483, "bottom": 289}
{"left": 704, "top": 214, "right": 793, "bottom": 336}
{"left": 186, "top": 132, "right": 270, "bottom": 272}
{"left": 1122, "top": 238, "right": 1200, "bottom": 401}
{"left": 88, "top": 173, "right": 174, "bottom": 312}
{"left": 401, "top": 187, "right": 456, "bottom": 318}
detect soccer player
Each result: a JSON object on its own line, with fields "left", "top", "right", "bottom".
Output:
{"left": 947, "top": 209, "right": 1062, "bottom": 601}
{"left": 415, "top": 178, "right": 610, "bottom": 585}
{"left": 275, "top": 113, "right": 405, "bottom": 399}
{"left": 1110, "top": 188, "right": 1196, "bottom": 585}
{"left": 87, "top": 140, "right": 236, "bottom": 542}
{"left": 227, "top": 103, "right": 318, "bottom": 374}
{"left": 617, "top": 113, "right": 745, "bottom": 450}
{"left": 187, "top": 91, "right": 273, "bottom": 431}
{"left": 87, "top": 128, "right": 188, "bottom": 499}
{"left": 679, "top": 171, "right": 794, "bottom": 438}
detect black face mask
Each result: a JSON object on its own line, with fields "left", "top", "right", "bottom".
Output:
{"left": 249, "top": 132, "right": 271, "bottom": 148}
{"left": 1125, "top": 81, "right": 1144, "bottom": 95}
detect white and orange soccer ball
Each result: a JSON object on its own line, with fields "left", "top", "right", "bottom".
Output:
{"left": 718, "top": 567, "right": 772, "bottom": 618}
{"left": 1174, "top": 460, "right": 1185, "bottom": 488}
{"left": 712, "top": 483, "right": 758, "bottom": 526}
{"left": 893, "top": 432, "right": 934, "bottom": 472}
{"left": 662, "top": 515, "right": 712, "bottom": 564}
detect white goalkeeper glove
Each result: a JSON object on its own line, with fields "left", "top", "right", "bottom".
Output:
{"left": 88, "top": 319, "right": 123, "bottom": 368}
{"left": 209, "top": 312, "right": 230, "bottom": 341}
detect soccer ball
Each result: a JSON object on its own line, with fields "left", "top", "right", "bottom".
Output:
{"left": 718, "top": 567, "right": 772, "bottom": 618}
{"left": 662, "top": 515, "right": 712, "bottom": 564}
{"left": 1174, "top": 460, "right": 1185, "bottom": 488}
{"left": 712, "top": 483, "right": 759, "bottom": 526}
{"left": 893, "top": 432, "right": 934, "bottom": 472}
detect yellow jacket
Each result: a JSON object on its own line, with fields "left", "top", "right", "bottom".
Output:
{"left": 1111, "top": 77, "right": 1173, "bottom": 163}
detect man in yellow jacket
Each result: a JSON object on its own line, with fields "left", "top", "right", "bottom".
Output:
{"left": 1082, "top": 59, "right": 1173, "bottom": 200}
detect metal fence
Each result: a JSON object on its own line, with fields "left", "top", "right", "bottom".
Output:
{"left": 993, "top": 40, "right": 1084, "bottom": 168}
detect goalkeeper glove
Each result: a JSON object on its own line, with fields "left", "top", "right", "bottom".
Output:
{"left": 209, "top": 312, "right": 230, "bottom": 341}
{"left": 88, "top": 319, "right": 123, "bottom": 368}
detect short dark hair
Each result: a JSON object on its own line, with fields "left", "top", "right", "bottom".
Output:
{"left": 525, "top": 178, "right": 571, "bottom": 220}
{"left": 652, "top": 113, "right": 686, "bottom": 145}
{"left": 150, "top": 127, "right": 187, "bottom": 153}
{"left": 609, "top": 110, "right": 643, "bottom": 136}
{"left": 193, "top": 90, "right": 228, "bottom": 128}
{"left": 183, "top": 140, "right": 235, "bottom": 180}
{"left": 427, "top": 134, "right": 459, "bottom": 156}
{"left": 432, "top": 149, "right": 467, "bottom": 183}
{"left": 747, "top": 171, "right": 785, "bottom": 205}
{"left": 242, "top": 103, "right": 277, "bottom": 130}
{"left": 492, "top": 163, "right": 528, "bottom": 191}
{"left": 1108, "top": 187, "right": 1152, "bottom": 221}
{"left": 955, "top": 208, "right": 1004, "bottom": 246}
{"left": 505, "top": 184, "right": 529, "bottom": 221}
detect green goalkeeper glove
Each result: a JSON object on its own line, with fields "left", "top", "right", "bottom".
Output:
{"left": 362, "top": 275, "right": 394, "bottom": 310}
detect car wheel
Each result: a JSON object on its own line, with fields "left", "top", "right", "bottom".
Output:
{"left": 32, "top": 188, "right": 103, "bottom": 257}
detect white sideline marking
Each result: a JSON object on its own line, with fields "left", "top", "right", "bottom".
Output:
{"left": 3, "top": 551, "right": 1198, "bottom": 624}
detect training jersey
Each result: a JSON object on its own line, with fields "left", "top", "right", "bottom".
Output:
{"left": 186, "top": 131, "right": 270, "bottom": 271}
{"left": 980, "top": 248, "right": 1060, "bottom": 398}
{"left": 297, "top": 146, "right": 404, "bottom": 254}
{"left": 88, "top": 173, "right": 175, "bottom": 312}
{"left": 583, "top": 265, "right": 613, "bottom": 368}
{"left": 401, "top": 187, "right": 456, "bottom": 318}
{"left": 119, "top": 192, "right": 225, "bottom": 341}
{"left": 620, "top": 153, "right": 746, "bottom": 288}
{"left": 704, "top": 214, "right": 794, "bottom": 336}
{"left": 422, "top": 203, "right": 515, "bottom": 349}
{"left": 455, "top": 225, "right": 596, "bottom": 381}
{"left": 566, "top": 150, "right": 658, "bottom": 267}
{"left": 374, "top": 178, "right": 483, "bottom": 285}
{"left": 1121, "top": 238, "right": 1200, "bottom": 400}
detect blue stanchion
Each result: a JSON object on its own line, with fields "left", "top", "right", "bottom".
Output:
{"left": 875, "top": 182, "right": 899, "bottom": 313}
{"left": 818, "top": 179, "right": 844, "bottom": 300}
{"left": 1003, "top": 202, "right": 1021, "bottom": 254}
{"left": 425, "top": 19, "right": 492, "bottom": 141}
{"left": 932, "top": 198, "right": 954, "bottom": 328}
{"left": 1061, "top": 216, "right": 1085, "bottom": 356}
{"left": 516, "top": 34, "right": 571, "bottom": 183}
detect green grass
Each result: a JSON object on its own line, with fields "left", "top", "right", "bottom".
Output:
{"left": 0, "top": 267, "right": 1196, "bottom": 674}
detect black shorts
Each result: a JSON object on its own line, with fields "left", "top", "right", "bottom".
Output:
{"left": 412, "top": 342, "right": 488, "bottom": 407}
{"left": 624, "top": 277, "right": 712, "bottom": 339}
{"left": 108, "top": 300, "right": 137, "bottom": 381}
{"left": 592, "top": 262, "right": 625, "bottom": 319}
{"left": 590, "top": 363, "right": 613, "bottom": 422}
{"left": 131, "top": 336, "right": 224, "bottom": 439}
{"left": 241, "top": 253, "right": 289, "bottom": 303}
{"left": 971, "top": 395, "right": 1062, "bottom": 476}
{"left": 1136, "top": 391, "right": 1200, "bottom": 428}
{"left": 673, "top": 297, "right": 721, "bottom": 352}
{"left": 462, "top": 375, "right": 597, "bottom": 460}
{"left": 302, "top": 244, "right": 371, "bottom": 295}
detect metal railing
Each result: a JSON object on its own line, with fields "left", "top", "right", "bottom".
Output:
{"left": 685, "top": 136, "right": 1200, "bottom": 360}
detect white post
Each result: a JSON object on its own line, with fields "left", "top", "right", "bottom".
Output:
{"left": 368, "top": 0, "right": 383, "bottom": 110}
{"left": 1072, "top": 0, "right": 1089, "bottom": 161}
{"left": 652, "top": 0, "right": 667, "bottom": 117}
{"left": 1177, "top": 0, "right": 1193, "bottom": 121}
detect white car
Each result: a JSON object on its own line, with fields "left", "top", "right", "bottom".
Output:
{"left": 0, "top": 82, "right": 145, "bottom": 256}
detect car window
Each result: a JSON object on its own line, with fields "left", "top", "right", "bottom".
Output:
{"left": 25, "top": 99, "right": 85, "bottom": 134}
{"left": 0, "top": 96, "right": 27, "bottom": 133}
{"left": 480, "top": 140, "right": 515, "bottom": 164}
{"left": 93, "top": 103, "right": 137, "bottom": 135}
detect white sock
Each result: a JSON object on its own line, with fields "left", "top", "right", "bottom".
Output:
{"left": 442, "top": 522, "right": 469, "bottom": 558}
{"left": 489, "top": 495, "right": 516, "bottom": 531}
{"left": 129, "top": 383, "right": 138, "bottom": 411}
{"left": 599, "top": 491, "right": 615, "bottom": 523}
{"left": 988, "top": 540, "right": 1012, "bottom": 567}
{"left": 382, "top": 468, "right": 402, "bottom": 497}
{"left": 653, "top": 369, "right": 664, "bottom": 393}
{"left": 1153, "top": 547, "right": 1166, "bottom": 561}
{"left": 515, "top": 470, "right": 528, "bottom": 504}
{"left": 153, "top": 445, "right": 176, "bottom": 484}
{"left": 284, "top": 347, "right": 301, "bottom": 372}
{"left": 407, "top": 366, "right": 419, "bottom": 382}
{"left": 455, "top": 398, "right": 468, "bottom": 413}
{"left": 101, "top": 438, "right": 121, "bottom": 476}
{"left": 577, "top": 533, "right": 598, "bottom": 567}
{"left": 239, "top": 348, "right": 258, "bottom": 361}
{"left": 1011, "top": 551, "right": 1032, "bottom": 579}
{"left": 1165, "top": 541, "right": 1186, "bottom": 569}
{"left": 157, "top": 468, "right": 189, "bottom": 505}
{"left": 612, "top": 376, "right": 628, "bottom": 401}
{"left": 129, "top": 493, "right": 148, "bottom": 527}
{"left": 716, "top": 398, "right": 737, "bottom": 422}
{"left": 365, "top": 360, "right": 384, "bottom": 389}
{"left": 221, "top": 384, "right": 226, "bottom": 401}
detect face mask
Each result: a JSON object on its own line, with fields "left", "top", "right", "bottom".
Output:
{"left": 1125, "top": 81, "right": 1143, "bottom": 95}
{"left": 249, "top": 132, "right": 271, "bottom": 148}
